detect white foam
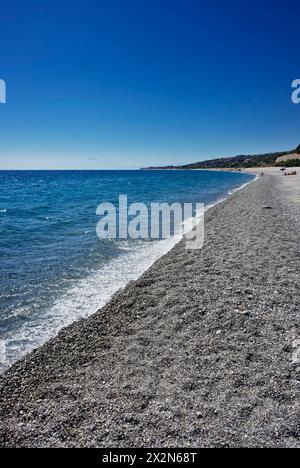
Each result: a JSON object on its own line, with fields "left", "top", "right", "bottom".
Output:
{"left": 1, "top": 174, "right": 257, "bottom": 372}
{"left": 2, "top": 235, "right": 181, "bottom": 371}
{"left": 228, "top": 173, "right": 259, "bottom": 195}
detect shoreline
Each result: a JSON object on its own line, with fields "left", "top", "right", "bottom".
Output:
{"left": 0, "top": 171, "right": 255, "bottom": 375}
{"left": 0, "top": 170, "right": 299, "bottom": 448}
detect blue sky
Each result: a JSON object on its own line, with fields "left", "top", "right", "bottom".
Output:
{"left": 0, "top": 0, "right": 299, "bottom": 169}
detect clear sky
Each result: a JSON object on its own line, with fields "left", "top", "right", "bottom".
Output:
{"left": 0, "top": 0, "right": 300, "bottom": 169}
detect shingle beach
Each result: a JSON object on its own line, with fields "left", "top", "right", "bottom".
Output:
{"left": 0, "top": 168, "right": 299, "bottom": 448}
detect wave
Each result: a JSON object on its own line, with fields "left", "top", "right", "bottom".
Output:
{"left": 228, "top": 173, "right": 259, "bottom": 195}
{"left": 1, "top": 235, "right": 181, "bottom": 372}
{"left": 0, "top": 173, "right": 257, "bottom": 373}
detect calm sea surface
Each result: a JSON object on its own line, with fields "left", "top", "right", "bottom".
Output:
{"left": 0, "top": 169, "right": 254, "bottom": 372}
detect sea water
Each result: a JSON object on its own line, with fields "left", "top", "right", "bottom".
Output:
{"left": 0, "top": 169, "right": 254, "bottom": 372}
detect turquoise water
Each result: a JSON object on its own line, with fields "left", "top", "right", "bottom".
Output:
{"left": 0, "top": 169, "right": 254, "bottom": 371}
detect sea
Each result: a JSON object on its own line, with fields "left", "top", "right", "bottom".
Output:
{"left": 0, "top": 169, "right": 254, "bottom": 372}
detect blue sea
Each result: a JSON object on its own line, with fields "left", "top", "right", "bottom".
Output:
{"left": 0, "top": 170, "right": 254, "bottom": 372}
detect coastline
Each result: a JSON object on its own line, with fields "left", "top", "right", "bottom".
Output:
{"left": 0, "top": 170, "right": 299, "bottom": 448}
{"left": 0, "top": 171, "right": 255, "bottom": 375}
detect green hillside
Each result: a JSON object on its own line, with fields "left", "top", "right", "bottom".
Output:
{"left": 143, "top": 145, "right": 300, "bottom": 170}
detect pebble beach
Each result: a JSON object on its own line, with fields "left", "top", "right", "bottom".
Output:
{"left": 0, "top": 168, "right": 299, "bottom": 448}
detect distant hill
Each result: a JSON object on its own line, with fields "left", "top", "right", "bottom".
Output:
{"left": 143, "top": 144, "right": 300, "bottom": 170}
{"left": 275, "top": 149, "right": 300, "bottom": 167}
{"left": 275, "top": 153, "right": 300, "bottom": 163}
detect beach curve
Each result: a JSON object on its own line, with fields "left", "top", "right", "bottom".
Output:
{"left": 0, "top": 169, "right": 299, "bottom": 448}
